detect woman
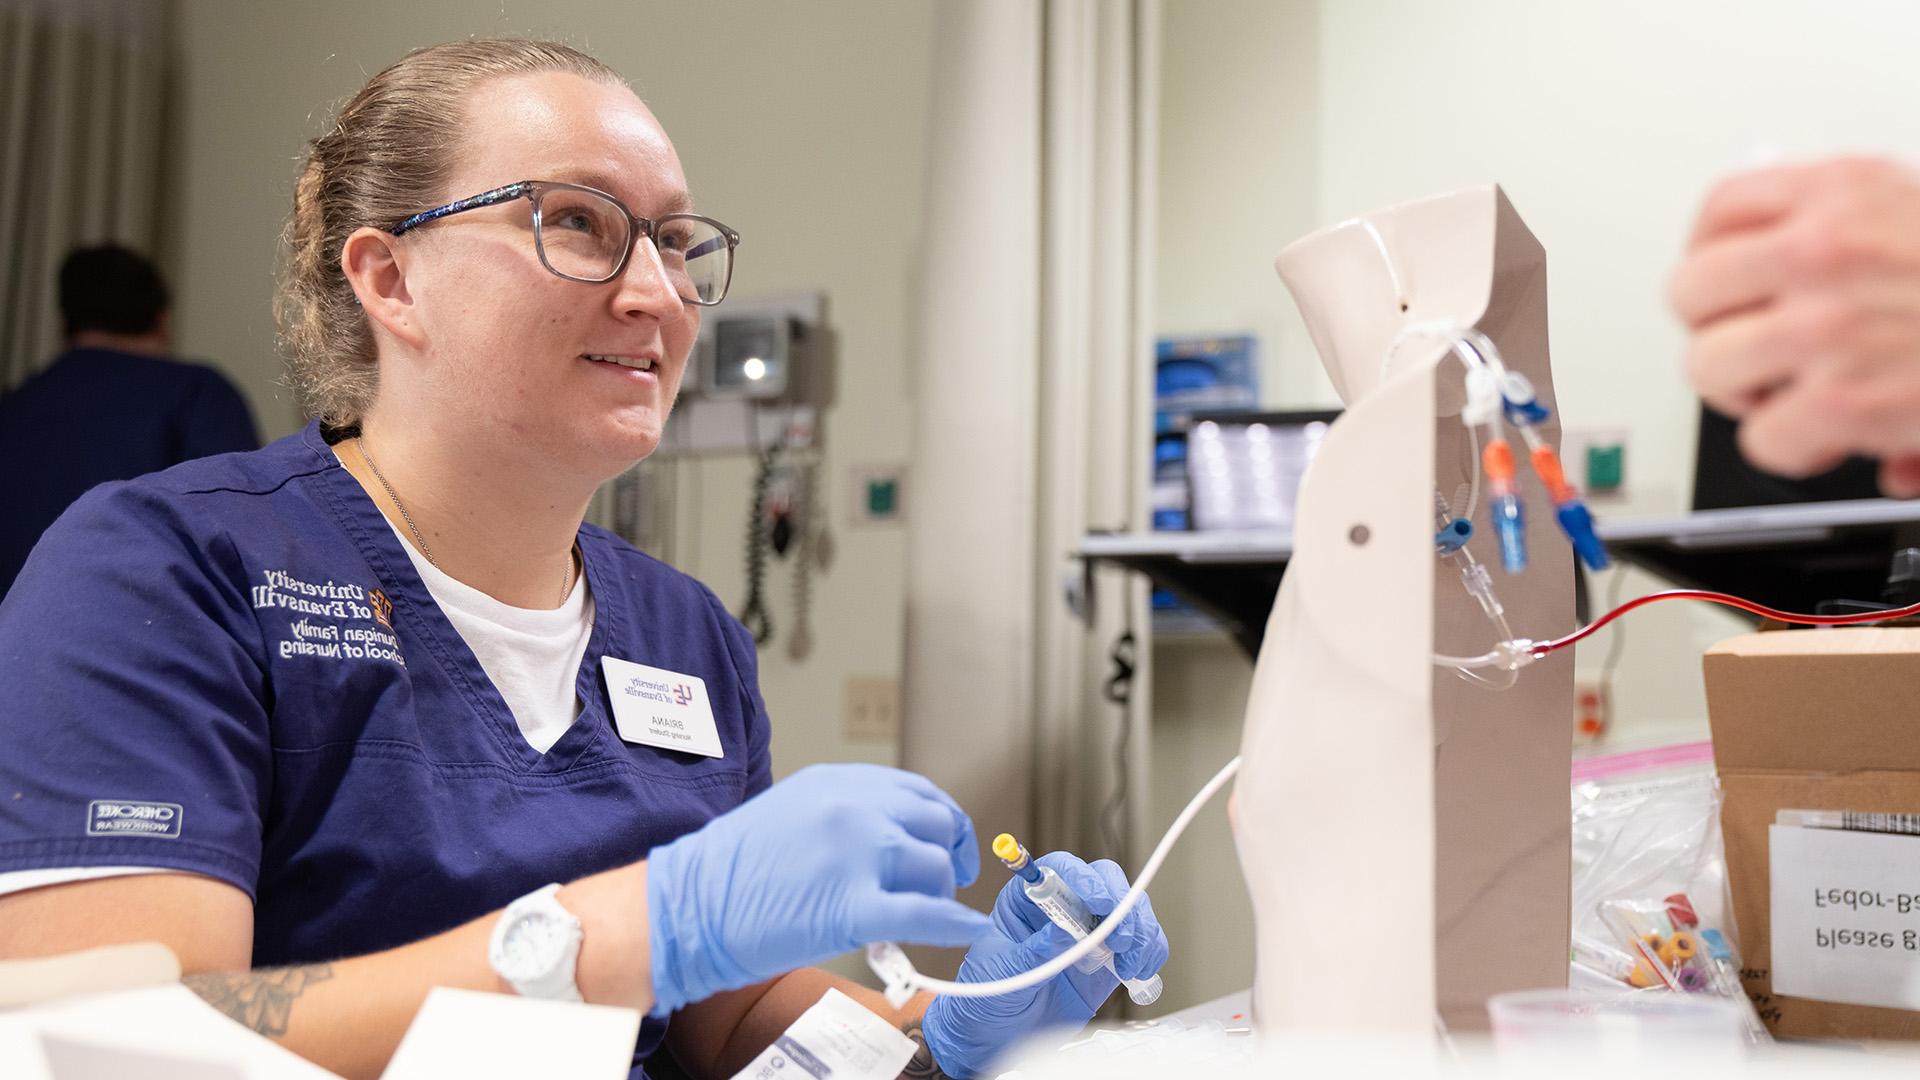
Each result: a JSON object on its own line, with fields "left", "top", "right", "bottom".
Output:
{"left": 0, "top": 38, "right": 1166, "bottom": 1080}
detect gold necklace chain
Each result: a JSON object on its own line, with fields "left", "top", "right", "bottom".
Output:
{"left": 355, "top": 438, "right": 575, "bottom": 606}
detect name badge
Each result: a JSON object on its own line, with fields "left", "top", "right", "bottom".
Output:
{"left": 601, "top": 656, "right": 725, "bottom": 758}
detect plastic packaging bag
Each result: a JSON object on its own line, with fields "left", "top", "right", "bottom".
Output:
{"left": 1568, "top": 742, "right": 1769, "bottom": 1042}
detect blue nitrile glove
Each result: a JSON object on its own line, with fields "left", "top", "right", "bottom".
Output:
{"left": 646, "top": 763, "right": 991, "bottom": 1015}
{"left": 920, "top": 853, "right": 1170, "bottom": 1078}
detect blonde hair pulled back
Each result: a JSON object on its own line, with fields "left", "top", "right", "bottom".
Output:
{"left": 278, "top": 38, "right": 623, "bottom": 427}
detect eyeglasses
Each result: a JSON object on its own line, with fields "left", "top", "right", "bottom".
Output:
{"left": 389, "top": 181, "right": 740, "bottom": 306}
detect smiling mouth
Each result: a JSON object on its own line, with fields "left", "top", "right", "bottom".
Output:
{"left": 583, "top": 353, "right": 658, "bottom": 372}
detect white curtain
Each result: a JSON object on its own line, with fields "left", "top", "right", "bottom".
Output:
{"left": 902, "top": 0, "right": 1160, "bottom": 910}
{"left": 0, "top": 0, "right": 167, "bottom": 389}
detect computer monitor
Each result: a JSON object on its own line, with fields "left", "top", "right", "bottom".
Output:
{"left": 1686, "top": 404, "right": 1908, "bottom": 612}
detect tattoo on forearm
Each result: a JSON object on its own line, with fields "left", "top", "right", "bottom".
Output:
{"left": 184, "top": 963, "right": 336, "bottom": 1036}
{"left": 898, "top": 1025, "right": 955, "bottom": 1080}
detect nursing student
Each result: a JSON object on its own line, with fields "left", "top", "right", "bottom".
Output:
{"left": 0, "top": 39, "right": 1166, "bottom": 1080}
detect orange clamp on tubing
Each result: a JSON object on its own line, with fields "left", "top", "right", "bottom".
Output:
{"left": 1530, "top": 445, "right": 1575, "bottom": 504}
{"left": 1482, "top": 440, "right": 1516, "bottom": 484}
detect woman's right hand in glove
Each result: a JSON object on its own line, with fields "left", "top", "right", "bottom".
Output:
{"left": 644, "top": 763, "right": 991, "bottom": 1014}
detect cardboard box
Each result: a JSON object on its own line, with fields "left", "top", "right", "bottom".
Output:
{"left": 1705, "top": 626, "right": 1920, "bottom": 1040}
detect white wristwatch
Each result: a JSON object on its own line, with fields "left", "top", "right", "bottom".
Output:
{"left": 488, "top": 883, "right": 584, "bottom": 1002}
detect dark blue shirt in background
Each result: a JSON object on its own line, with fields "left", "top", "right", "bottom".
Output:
{"left": 0, "top": 347, "right": 259, "bottom": 596}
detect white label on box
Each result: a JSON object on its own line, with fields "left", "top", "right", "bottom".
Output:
{"left": 729, "top": 988, "right": 918, "bottom": 1080}
{"left": 1770, "top": 823, "right": 1920, "bottom": 1010}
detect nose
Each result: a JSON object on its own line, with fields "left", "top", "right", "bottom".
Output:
{"left": 611, "top": 231, "right": 687, "bottom": 323}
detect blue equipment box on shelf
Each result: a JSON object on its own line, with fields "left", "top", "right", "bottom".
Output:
{"left": 1152, "top": 335, "right": 1261, "bottom": 625}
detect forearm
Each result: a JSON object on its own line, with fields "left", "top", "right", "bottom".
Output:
{"left": 186, "top": 916, "right": 496, "bottom": 1080}
{"left": 186, "top": 861, "right": 652, "bottom": 1080}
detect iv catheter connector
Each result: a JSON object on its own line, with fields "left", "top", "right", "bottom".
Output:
{"left": 1524, "top": 440, "right": 1610, "bottom": 572}
{"left": 1555, "top": 501, "right": 1609, "bottom": 571}
{"left": 992, "top": 834, "right": 1164, "bottom": 1007}
{"left": 1492, "top": 493, "right": 1527, "bottom": 574}
{"left": 1481, "top": 439, "right": 1528, "bottom": 573}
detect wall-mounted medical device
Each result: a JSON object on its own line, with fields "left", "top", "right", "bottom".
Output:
{"left": 657, "top": 292, "right": 830, "bottom": 455}
{"left": 698, "top": 312, "right": 805, "bottom": 400}
{"left": 690, "top": 293, "right": 823, "bottom": 403}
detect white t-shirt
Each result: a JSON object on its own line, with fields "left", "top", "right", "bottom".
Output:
{"left": 390, "top": 521, "right": 593, "bottom": 755}
{"left": 0, "top": 520, "right": 594, "bottom": 898}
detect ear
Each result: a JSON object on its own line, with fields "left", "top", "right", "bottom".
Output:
{"left": 341, "top": 227, "right": 426, "bottom": 351}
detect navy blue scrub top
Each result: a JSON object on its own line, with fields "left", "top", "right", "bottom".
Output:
{"left": 0, "top": 421, "right": 773, "bottom": 1076}
{"left": 0, "top": 347, "right": 260, "bottom": 598}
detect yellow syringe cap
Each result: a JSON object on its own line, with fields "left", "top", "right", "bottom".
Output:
{"left": 991, "top": 833, "right": 1022, "bottom": 863}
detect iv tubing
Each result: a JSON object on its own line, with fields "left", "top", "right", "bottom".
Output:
{"left": 1532, "top": 590, "right": 1920, "bottom": 659}
{"left": 1436, "top": 569, "right": 1920, "bottom": 678}
{"left": 879, "top": 754, "right": 1243, "bottom": 1000}
{"left": 1436, "top": 648, "right": 1506, "bottom": 670}
{"left": 1448, "top": 590, "right": 1520, "bottom": 689}
{"left": 1407, "top": 327, "right": 1909, "bottom": 667}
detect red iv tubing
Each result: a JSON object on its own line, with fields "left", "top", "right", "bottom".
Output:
{"left": 1532, "top": 591, "right": 1920, "bottom": 660}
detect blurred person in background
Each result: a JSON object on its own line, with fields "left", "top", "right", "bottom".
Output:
{"left": 0, "top": 244, "right": 258, "bottom": 597}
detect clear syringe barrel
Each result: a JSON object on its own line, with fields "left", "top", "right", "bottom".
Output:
{"left": 1017, "top": 861, "right": 1164, "bottom": 1006}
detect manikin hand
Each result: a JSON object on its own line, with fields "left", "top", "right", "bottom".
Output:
{"left": 1671, "top": 157, "right": 1920, "bottom": 495}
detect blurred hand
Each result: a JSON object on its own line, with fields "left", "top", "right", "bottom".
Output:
{"left": 1671, "top": 156, "right": 1920, "bottom": 495}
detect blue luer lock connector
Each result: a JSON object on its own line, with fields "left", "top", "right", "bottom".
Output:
{"left": 1503, "top": 398, "right": 1550, "bottom": 426}
{"left": 1434, "top": 517, "right": 1473, "bottom": 555}
{"left": 1493, "top": 493, "right": 1527, "bottom": 573}
{"left": 1555, "top": 501, "right": 1610, "bottom": 571}
{"left": 1498, "top": 370, "right": 1552, "bottom": 426}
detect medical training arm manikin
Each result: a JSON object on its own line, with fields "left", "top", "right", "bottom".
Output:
{"left": 0, "top": 763, "right": 993, "bottom": 1080}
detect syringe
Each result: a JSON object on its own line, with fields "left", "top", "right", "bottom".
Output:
{"left": 991, "top": 834, "right": 1163, "bottom": 1006}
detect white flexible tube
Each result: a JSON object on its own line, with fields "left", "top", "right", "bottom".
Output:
{"left": 1444, "top": 589, "right": 1523, "bottom": 688}
{"left": 1462, "top": 420, "right": 1481, "bottom": 523}
{"left": 1457, "top": 666, "right": 1518, "bottom": 691}
{"left": 1435, "top": 639, "right": 1538, "bottom": 675}
{"left": 885, "top": 754, "right": 1243, "bottom": 999}
{"left": 1359, "top": 219, "right": 1410, "bottom": 311}
{"left": 1435, "top": 649, "right": 1505, "bottom": 670}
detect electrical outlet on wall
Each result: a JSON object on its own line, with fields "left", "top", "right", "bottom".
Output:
{"left": 844, "top": 676, "right": 900, "bottom": 742}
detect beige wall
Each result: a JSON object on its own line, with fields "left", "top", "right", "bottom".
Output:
{"left": 1151, "top": 0, "right": 1920, "bottom": 1010}
{"left": 161, "top": 0, "right": 933, "bottom": 792}
{"left": 1148, "top": 0, "right": 1321, "bottom": 1011}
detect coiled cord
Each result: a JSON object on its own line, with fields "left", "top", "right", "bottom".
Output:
{"left": 739, "top": 447, "right": 775, "bottom": 644}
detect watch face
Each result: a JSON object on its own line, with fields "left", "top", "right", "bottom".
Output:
{"left": 499, "top": 911, "right": 567, "bottom": 981}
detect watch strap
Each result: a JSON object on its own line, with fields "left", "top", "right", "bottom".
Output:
{"left": 489, "top": 882, "right": 585, "bottom": 1002}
